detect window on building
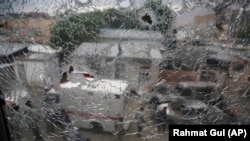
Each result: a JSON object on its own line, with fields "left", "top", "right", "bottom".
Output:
{"left": 115, "top": 63, "right": 125, "bottom": 79}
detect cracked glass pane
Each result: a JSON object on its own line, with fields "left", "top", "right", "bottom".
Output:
{"left": 0, "top": 0, "right": 250, "bottom": 141}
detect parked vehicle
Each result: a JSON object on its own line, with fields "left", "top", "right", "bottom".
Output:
{"left": 45, "top": 78, "right": 130, "bottom": 132}
{"left": 157, "top": 99, "right": 206, "bottom": 124}
{"left": 157, "top": 99, "right": 226, "bottom": 124}
{"left": 175, "top": 81, "right": 222, "bottom": 103}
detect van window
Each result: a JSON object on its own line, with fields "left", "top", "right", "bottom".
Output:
{"left": 196, "top": 87, "right": 213, "bottom": 93}
{"left": 115, "top": 94, "right": 121, "bottom": 99}
{"left": 155, "top": 86, "right": 168, "bottom": 94}
{"left": 206, "top": 58, "right": 220, "bottom": 67}
{"left": 88, "top": 92, "right": 93, "bottom": 96}
{"left": 206, "top": 58, "right": 229, "bottom": 70}
{"left": 177, "top": 88, "right": 192, "bottom": 96}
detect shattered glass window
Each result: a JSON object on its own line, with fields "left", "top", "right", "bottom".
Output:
{"left": 0, "top": 0, "right": 250, "bottom": 141}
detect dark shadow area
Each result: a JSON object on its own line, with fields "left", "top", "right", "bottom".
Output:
{"left": 141, "top": 13, "right": 152, "bottom": 25}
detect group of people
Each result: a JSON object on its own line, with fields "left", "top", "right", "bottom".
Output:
{"left": 113, "top": 108, "right": 147, "bottom": 140}
{"left": 45, "top": 108, "right": 70, "bottom": 134}
{"left": 134, "top": 104, "right": 167, "bottom": 138}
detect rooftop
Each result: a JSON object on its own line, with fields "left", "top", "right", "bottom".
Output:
{"left": 29, "top": 53, "right": 56, "bottom": 60}
{"left": 27, "top": 44, "right": 61, "bottom": 54}
{"left": 73, "top": 41, "right": 163, "bottom": 59}
{"left": 74, "top": 42, "right": 112, "bottom": 57}
{"left": 15, "top": 52, "right": 57, "bottom": 61}
{"left": 81, "top": 79, "right": 128, "bottom": 95}
{"left": 0, "top": 43, "right": 27, "bottom": 56}
{"left": 58, "top": 79, "right": 128, "bottom": 95}
{"left": 99, "top": 28, "right": 164, "bottom": 41}
{"left": 119, "top": 41, "right": 163, "bottom": 59}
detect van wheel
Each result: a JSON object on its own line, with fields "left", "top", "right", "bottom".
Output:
{"left": 90, "top": 122, "right": 103, "bottom": 132}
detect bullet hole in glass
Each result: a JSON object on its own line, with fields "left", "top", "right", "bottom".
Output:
{"left": 141, "top": 13, "right": 152, "bottom": 25}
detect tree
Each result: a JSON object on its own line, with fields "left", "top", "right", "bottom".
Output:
{"left": 49, "top": 1, "right": 174, "bottom": 57}
{"left": 49, "top": 11, "right": 104, "bottom": 53}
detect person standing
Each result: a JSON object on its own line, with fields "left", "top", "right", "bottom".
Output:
{"left": 24, "top": 101, "right": 43, "bottom": 141}
{"left": 134, "top": 107, "right": 146, "bottom": 137}
{"left": 45, "top": 108, "right": 56, "bottom": 134}
{"left": 73, "top": 127, "right": 85, "bottom": 141}
{"left": 59, "top": 109, "right": 72, "bottom": 141}
{"left": 60, "top": 109, "right": 71, "bottom": 128}
{"left": 155, "top": 106, "right": 167, "bottom": 133}
{"left": 114, "top": 117, "right": 125, "bottom": 141}
{"left": 7, "top": 104, "right": 24, "bottom": 141}
{"left": 149, "top": 96, "right": 160, "bottom": 121}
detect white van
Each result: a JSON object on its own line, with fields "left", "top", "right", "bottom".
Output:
{"left": 45, "top": 78, "right": 130, "bottom": 132}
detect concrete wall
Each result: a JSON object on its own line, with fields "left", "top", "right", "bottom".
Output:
{"left": 4, "top": 18, "right": 56, "bottom": 44}
{"left": 0, "top": 64, "right": 16, "bottom": 91}
{"left": 14, "top": 55, "right": 59, "bottom": 86}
